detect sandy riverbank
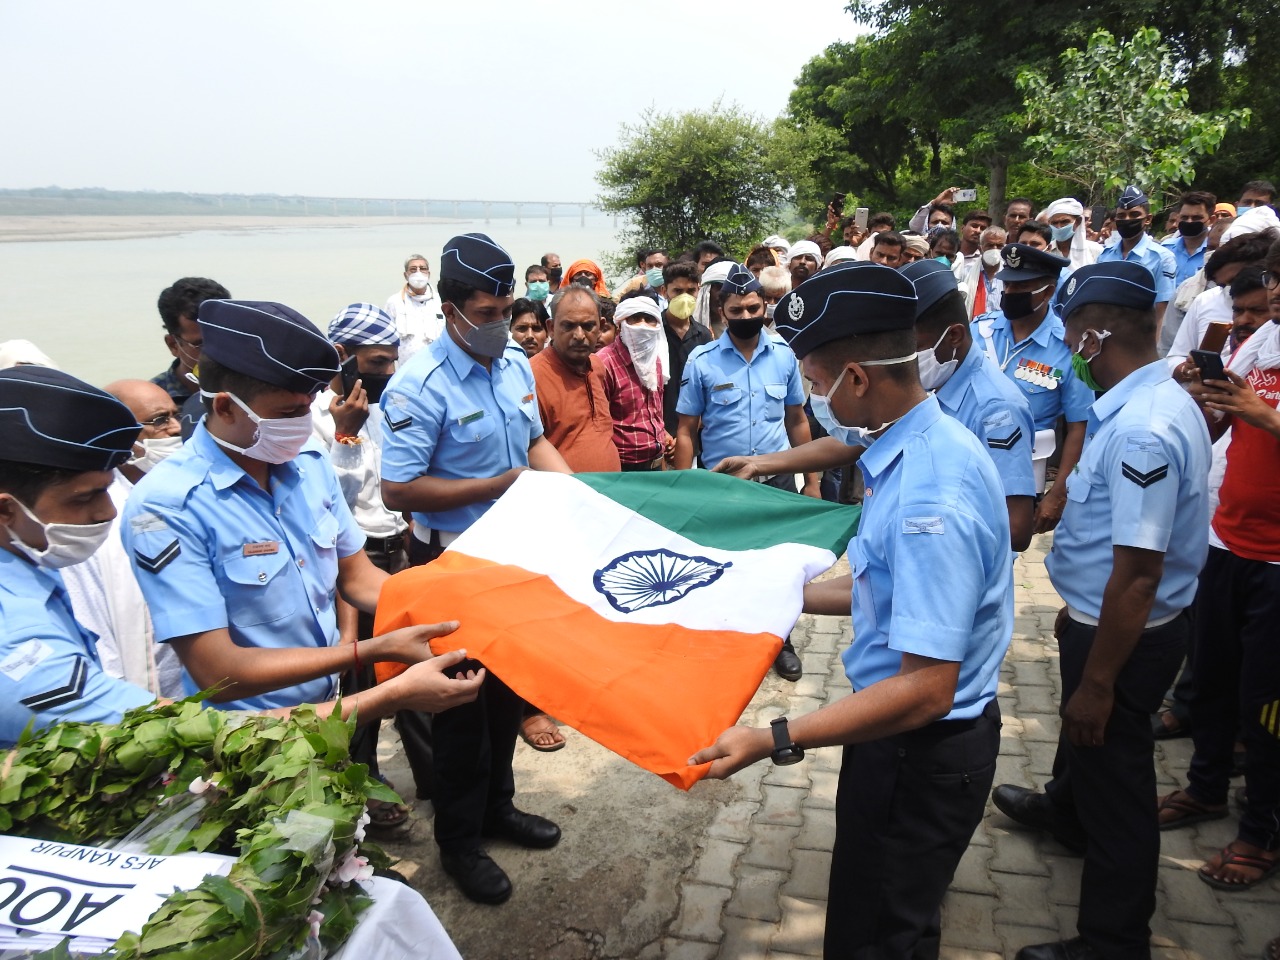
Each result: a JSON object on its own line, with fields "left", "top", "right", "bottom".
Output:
{"left": 0, "top": 215, "right": 464, "bottom": 243}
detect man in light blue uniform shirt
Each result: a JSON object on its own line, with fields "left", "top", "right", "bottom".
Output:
{"left": 992, "top": 262, "right": 1210, "bottom": 960}
{"left": 973, "top": 242, "right": 1093, "bottom": 533}
{"left": 1159, "top": 190, "right": 1215, "bottom": 289}
{"left": 1098, "top": 185, "right": 1177, "bottom": 331}
{"left": 673, "top": 263, "right": 817, "bottom": 681}
{"left": 124, "top": 300, "right": 458, "bottom": 712}
{"left": 905, "top": 259, "right": 1036, "bottom": 551}
{"left": 1, "top": 366, "right": 479, "bottom": 747}
{"left": 379, "top": 234, "right": 571, "bottom": 908}
{"left": 692, "top": 262, "right": 1012, "bottom": 958}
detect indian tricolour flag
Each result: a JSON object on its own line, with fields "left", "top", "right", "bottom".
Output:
{"left": 374, "top": 471, "right": 859, "bottom": 789}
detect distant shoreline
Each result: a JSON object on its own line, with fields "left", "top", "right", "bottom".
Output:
{"left": 0, "top": 215, "right": 467, "bottom": 243}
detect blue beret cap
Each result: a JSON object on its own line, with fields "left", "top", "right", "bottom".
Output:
{"left": 774, "top": 262, "right": 917, "bottom": 359}
{"left": 1058, "top": 261, "right": 1156, "bottom": 321}
{"left": 0, "top": 366, "right": 140, "bottom": 471}
{"left": 328, "top": 303, "right": 400, "bottom": 349}
{"left": 1118, "top": 185, "right": 1149, "bottom": 209}
{"left": 439, "top": 233, "right": 515, "bottom": 296}
{"left": 995, "top": 243, "right": 1070, "bottom": 282}
{"left": 197, "top": 300, "right": 339, "bottom": 394}
{"left": 899, "top": 259, "right": 959, "bottom": 317}
{"left": 720, "top": 263, "right": 762, "bottom": 298}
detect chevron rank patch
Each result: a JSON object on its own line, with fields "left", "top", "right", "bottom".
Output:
{"left": 19, "top": 657, "right": 88, "bottom": 711}
{"left": 1121, "top": 462, "right": 1169, "bottom": 488}
{"left": 988, "top": 427, "right": 1024, "bottom": 451}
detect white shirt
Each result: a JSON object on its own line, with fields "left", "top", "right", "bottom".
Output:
{"left": 61, "top": 470, "right": 185, "bottom": 698}
{"left": 1167, "top": 285, "right": 1233, "bottom": 363}
{"left": 384, "top": 286, "right": 446, "bottom": 364}
{"left": 311, "top": 390, "right": 407, "bottom": 540}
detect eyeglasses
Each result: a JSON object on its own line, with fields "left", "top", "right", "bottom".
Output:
{"left": 1262, "top": 271, "right": 1280, "bottom": 289}
{"left": 139, "top": 412, "right": 180, "bottom": 429}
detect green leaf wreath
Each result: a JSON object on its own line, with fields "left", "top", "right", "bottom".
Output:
{"left": 0, "top": 698, "right": 398, "bottom": 959}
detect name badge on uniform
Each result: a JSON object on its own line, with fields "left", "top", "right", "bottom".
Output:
{"left": 712, "top": 382, "right": 735, "bottom": 392}
{"left": 456, "top": 410, "right": 485, "bottom": 426}
{"left": 242, "top": 541, "right": 280, "bottom": 557}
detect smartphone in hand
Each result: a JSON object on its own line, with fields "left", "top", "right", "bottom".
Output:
{"left": 1190, "top": 349, "right": 1227, "bottom": 383}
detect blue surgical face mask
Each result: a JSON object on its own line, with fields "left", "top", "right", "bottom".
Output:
{"left": 527, "top": 281, "right": 550, "bottom": 301}
{"left": 1050, "top": 222, "right": 1076, "bottom": 243}
{"left": 1237, "top": 203, "right": 1253, "bottom": 212}
{"left": 645, "top": 267, "right": 665, "bottom": 288}
{"left": 810, "top": 354, "right": 916, "bottom": 446}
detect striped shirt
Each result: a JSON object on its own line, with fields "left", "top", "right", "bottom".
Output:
{"left": 598, "top": 339, "right": 666, "bottom": 465}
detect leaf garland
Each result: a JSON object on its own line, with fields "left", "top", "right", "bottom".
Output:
{"left": 0, "top": 698, "right": 399, "bottom": 959}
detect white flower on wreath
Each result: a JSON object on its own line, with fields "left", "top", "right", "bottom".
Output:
{"left": 330, "top": 848, "right": 373, "bottom": 885}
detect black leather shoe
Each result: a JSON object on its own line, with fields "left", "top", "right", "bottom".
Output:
{"left": 991, "top": 784, "right": 1086, "bottom": 854}
{"left": 774, "top": 640, "right": 802, "bottom": 682}
{"left": 482, "top": 808, "right": 561, "bottom": 849}
{"left": 1015, "top": 935, "right": 1104, "bottom": 959}
{"left": 440, "top": 848, "right": 512, "bottom": 904}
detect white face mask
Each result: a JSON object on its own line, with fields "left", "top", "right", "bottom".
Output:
{"left": 5, "top": 497, "right": 113, "bottom": 569}
{"left": 981, "top": 248, "right": 1003, "bottom": 268}
{"left": 202, "top": 391, "right": 314, "bottom": 464}
{"left": 917, "top": 326, "right": 959, "bottom": 391}
{"left": 809, "top": 354, "right": 916, "bottom": 446}
{"left": 619, "top": 321, "right": 664, "bottom": 391}
{"left": 128, "top": 435, "right": 183, "bottom": 473}
{"left": 765, "top": 302, "right": 777, "bottom": 320}
{"left": 406, "top": 270, "right": 430, "bottom": 292}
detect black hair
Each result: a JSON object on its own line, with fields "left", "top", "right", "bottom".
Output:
{"left": 525, "top": 264, "right": 546, "bottom": 281}
{"left": 436, "top": 277, "right": 484, "bottom": 310}
{"left": 693, "top": 240, "right": 725, "bottom": 260}
{"left": 916, "top": 290, "right": 969, "bottom": 336}
{"left": 511, "top": 297, "right": 540, "bottom": 321}
{"left": 869, "top": 212, "right": 896, "bottom": 230}
{"left": 662, "top": 261, "right": 702, "bottom": 286}
{"left": 157, "top": 277, "right": 231, "bottom": 335}
{"left": 1228, "top": 265, "right": 1267, "bottom": 300}
{"left": 929, "top": 203, "right": 955, "bottom": 220}
{"left": 618, "top": 289, "right": 660, "bottom": 305}
{"left": 539, "top": 253, "right": 559, "bottom": 268}
{"left": 873, "top": 230, "right": 905, "bottom": 249}
{"left": 197, "top": 356, "right": 277, "bottom": 414}
{"left": 1242, "top": 180, "right": 1277, "bottom": 202}
{"left": 0, "top": 460, "right": 82, "bottom": 504}
{"left": 963, "top": 209, "right": 992, "bottom": 225}
{"left": 929, "top": 228, "right": 961, "bottom": 252}
{"left": 1006, "top": 198, "right": 1035, "bottom": 214}
{"left": 1206, "top": 230, "right": 1279, "bottom": 282}
{"left": 1180, "top": 190, "right": 1217, "bottom": 212}
{"left": 1017, "top": 220, "right": 1053, "bottom": 245}
{"left": 745, "top": 246, "right": 776, "bottom": 272}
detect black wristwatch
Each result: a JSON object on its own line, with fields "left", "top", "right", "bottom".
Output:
{"left": 769, "top": 717, "right": 805, "bottom": 765}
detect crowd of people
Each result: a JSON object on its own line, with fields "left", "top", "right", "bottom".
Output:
{"left": 0, "top": 174, "right": 1277, "bottom": 960}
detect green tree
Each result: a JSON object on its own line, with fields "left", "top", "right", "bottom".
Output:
{"left": 1017, "top": 28, "right": 1251, "bottom": 204}
{"left": 595, "top": 102, "right": 785, "bottom": 258}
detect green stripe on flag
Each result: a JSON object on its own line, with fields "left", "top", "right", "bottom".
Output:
{"left": 576, "top": 471, "right": 859, "bottom": 556}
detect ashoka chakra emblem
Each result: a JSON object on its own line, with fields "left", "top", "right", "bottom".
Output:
{"left": 593, "top": 549, "right": 732, "bottom": 613}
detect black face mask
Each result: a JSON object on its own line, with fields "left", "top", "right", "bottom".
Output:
{"left": 1114, "top": 218, "right": 1146, "bottom": 239}
{"left": 341, "top": 357, "right": 393, "bottom": 404}
{"left": 1177, "top": 219, "right": 1206, "bottom": 238}
{"left": 546, "top": 267, "right": 563, "bottom": 284}
{"left": 727, "top": 318, "right": 766, "bottom": 340}
{"left": 1002, "top": 290, "right": 1043, "bottom": 321}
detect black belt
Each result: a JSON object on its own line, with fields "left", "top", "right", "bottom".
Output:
{"left": 365, "top": 533, "right": 406, "bottom": 554}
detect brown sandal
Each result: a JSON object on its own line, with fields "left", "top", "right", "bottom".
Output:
{"left": 1157, "top": 789, "right": 1228, "bottom": 830}
{"left": 1198, "top": 841, "right": 1280, "bottom": 891}
{"left": 519, "top": 713, "right": 566, "bottom": 752}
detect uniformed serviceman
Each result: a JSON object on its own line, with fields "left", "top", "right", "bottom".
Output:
{"left": 1096, "top": 185, "right": 1178, "bottom": 332}
{"left": 0, "top": 366, "right": 480, "bottom": 747}
{"left": 122, "top": 300, "right": 462, "bottom": 712}
{"left": 991, "top": 262, "right": 1211, "bottom": 960}
{"left": 972, "top": 242, "right": 1093, "bottom": 533}
{"left": 692, "top": 263, "right": 1013, "bottom": 958}
{"left": 378, "top": 233, "right": 571, "bottom": 906}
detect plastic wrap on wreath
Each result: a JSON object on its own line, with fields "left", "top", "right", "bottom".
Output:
{"left": 109, "top": 791, "right": 211, "bottom": 855}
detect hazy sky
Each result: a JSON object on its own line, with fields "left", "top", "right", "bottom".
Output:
{"left": 0, "top": 1, "right": 861, "bottom": 203}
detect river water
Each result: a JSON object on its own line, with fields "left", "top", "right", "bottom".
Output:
{"left": 0, "top": 216, "right": 623, "bottom": 384}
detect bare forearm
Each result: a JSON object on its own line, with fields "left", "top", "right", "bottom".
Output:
{"left": 382, "top": 472, "right": 519, "bottom": 514}
{"left": 755, "top": 436, "right": 861, "bottom": 475}
{"left": 528, "top": 436, "right": 573, "bottom": 473}
{"left": 1082, "top": 569, "right": 1160, "bottom": 692}
{"left": 804, "top": 574, "right": 852, "bottom": 615}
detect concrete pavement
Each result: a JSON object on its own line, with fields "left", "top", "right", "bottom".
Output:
{"left": 378, "top": 534, "right": 1275, "bottom": 959}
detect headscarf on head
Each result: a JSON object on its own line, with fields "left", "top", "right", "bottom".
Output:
{"left": 1215, "top": 202, "right": 1237, "bottom": 219}
{"left": 762, "top": 234, "right": 791, "bottom": 263}
{"left": 327, "top": 303, "right": 401, "bottom": 349}
{"left": 903, "top": 235, "right": 930, "bottom": 258}
{"left": 0, "top": 339, "right": 57, "bottom": 370}
{"left": 1040, "top": 197, "right": 1098, "bottom": 270}
{"left": 563, "top": 258, "right": 611, "bottom": 297}
{"left": 615, "top": 297, "right": 665, "bottom": 392}
{"left": 824, "top": 246, "right": 857, "bottom": 269}
{"left": 1221, "top": 204, "right": 1280, "bottom": 243}
{"left": 694, "top": 260, "right": 735, "bottom": 333}
{"left": 788, "top": 240, "right": 822, "bottom": 266}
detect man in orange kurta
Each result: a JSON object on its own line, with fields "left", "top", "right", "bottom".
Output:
{"left": 530, "top": 286, "right": 622, "bottom": 472}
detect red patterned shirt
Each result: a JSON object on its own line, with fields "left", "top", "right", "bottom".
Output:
{"left": 598, "top": 339, "right": 666, "bottom": 465}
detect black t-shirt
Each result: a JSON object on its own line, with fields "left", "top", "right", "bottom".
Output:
{"left": 662, "top": 319, "right": 713, "bottom": 435}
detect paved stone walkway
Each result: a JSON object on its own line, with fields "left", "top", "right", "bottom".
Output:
{"left": 380, "top": 534, "right": 1276, "bottom": 959}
